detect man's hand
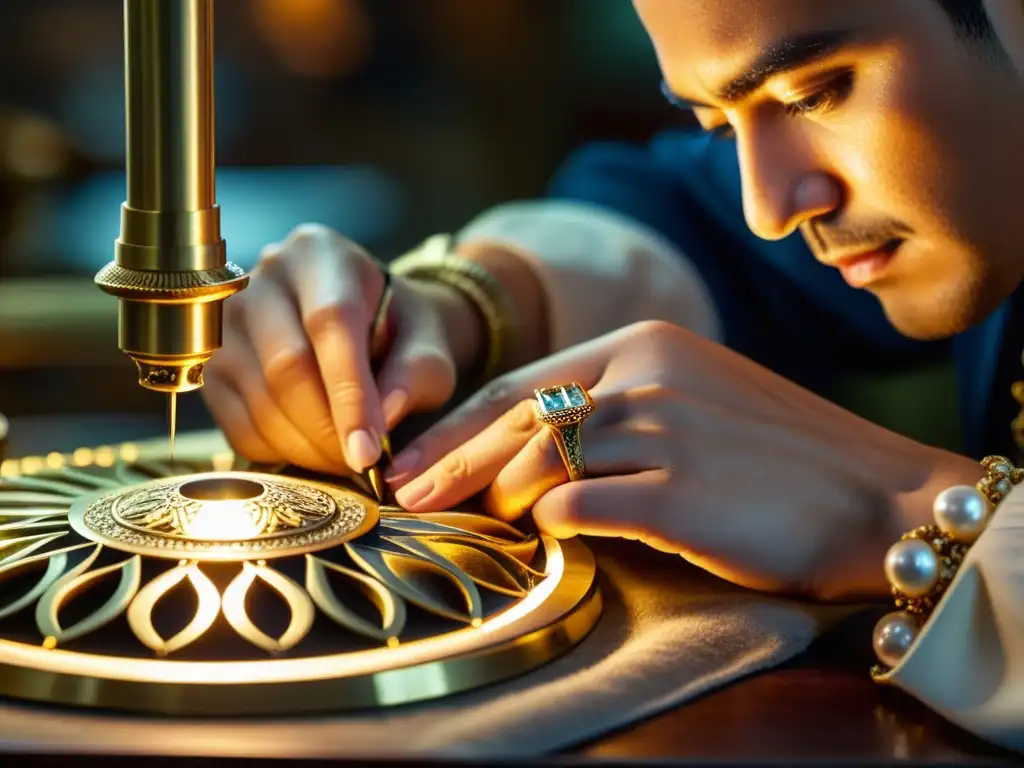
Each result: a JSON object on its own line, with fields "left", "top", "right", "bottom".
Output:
{"left": 203, "top": 224, "right": 479, "bottom": 475}
{"left": 385, "top": 320, "right": 981, "bottom": 600}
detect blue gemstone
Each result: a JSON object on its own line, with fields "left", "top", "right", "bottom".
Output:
{"left": 566, "top": 385, "right": 587, "bottom": 406}
{"left": 540, "top": 389, "right": 567, "bottom": 411}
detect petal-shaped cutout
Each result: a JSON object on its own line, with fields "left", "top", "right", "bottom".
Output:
{"left": 126, "top": 460, "right": 178, "bottom": 479}
{"left": 409, "top": 532, "right": 540, "bottom": 567}
{"left": 29, "top": 468, "right": 121, "bottom": 491}
{"left": 305, "top": 555, "right": 406, "bottom": 646}
{"left": 128, "top": 562, "right": 221, "bottom": 656}
{"left": 130, "top": 459, "right": 206, "bottom": 479}
{"left": 0, "top": 517, "right": 67, "bottom": 534}
{"left": 0, "top": 532, "right": 69, "bottom": 568}
{"left": 378, "top": 517, "right": 541, "bottom": 566}
{"left": 0, "top": 475, "right": 88, "bottom": 497}
{"left": 87, "top": 464, "right": 130, "bottom": 483}
{"left": 0, "top": 542, "right": 93, "bottom": 621}
{"left": 0, "top": 491, "right": 75, "bottom": 507}
{"left": 414, "top": 541, "right": 525, "bottom": 597}
{"left": 0, "top": 508, "right": 69, "bottom": 521}
{"left": 346, "top": 541, "right": 483, "bottom": 624}
{"left": 389, "top": 536, "right": 545, "bottom": 597}
{"left": 36, "top": 551, "right": 141, "bottom": 645}
{"left": 377, "top": 514, "right": 494, "bottom": 540}
{"left": 114, "top": 461, "right": 157, "bottom": 486}
{"left": 222, "top": 562, "right": 314, "bottom": 654}
{"left": 115, "top": 458, "right": 206, "bottom": 483}
{"left": 380, "top": 510, "right": 527, "bottom": 542}
{"left": 487, "top": 536, "right": 540, "bottom": 566}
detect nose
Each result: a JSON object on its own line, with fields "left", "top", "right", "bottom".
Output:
{"left": 736, "top": 122, "right": 842, "bottom": 241}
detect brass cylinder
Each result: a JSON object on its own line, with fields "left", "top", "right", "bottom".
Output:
{"left": 125, "top": 0, "right": 214, "bottom": 214}
{"left": 94, "top": 0, "right": 247, "bottom": 393}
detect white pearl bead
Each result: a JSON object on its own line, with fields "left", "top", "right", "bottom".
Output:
{"left": 933, "top": 485, "right": 989, "bottom": 542}
{"left": 873, "top": 611, "right": 920, "bottom": 668}
{"left": 883, "top": 539, "right": 940, "bottom": 597}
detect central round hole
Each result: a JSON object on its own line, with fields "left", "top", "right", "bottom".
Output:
{"left": 179, "top": 477, "right": 264, "bottom": 502}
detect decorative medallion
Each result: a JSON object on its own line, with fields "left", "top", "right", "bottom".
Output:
{"left": 0, "top": 447, "right": 601, "bottom": 715}
{"left": 71, "top": 472, "right": 376, "bottom": 560}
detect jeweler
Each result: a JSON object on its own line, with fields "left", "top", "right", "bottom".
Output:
{"left": 203, "top": 0, "right": 1024, "bottom": 753}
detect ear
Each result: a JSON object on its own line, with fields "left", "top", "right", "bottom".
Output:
{"left": 983, "top": 0, "right": 1024, "bottom": 74}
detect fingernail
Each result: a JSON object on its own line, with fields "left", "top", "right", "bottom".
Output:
{"left": 346, "top": 429, "right": 381, "bottom": 472}
{"left": 385, "top": 447, "right": 421, "bottom": 481}
{"left": 396, "top": 478, "right": 434, "bottom": 510}
{"left": 382, "top": 389, "right": 409, "bottom": 427}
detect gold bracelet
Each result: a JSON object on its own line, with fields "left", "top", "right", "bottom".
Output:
{"left": 871, "top": 455, "right": 1024, "bottom": 679}
{"left": 390, "top": 234, "right": 517, "bottom": 385}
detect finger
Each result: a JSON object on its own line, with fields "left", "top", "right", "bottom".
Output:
{"left": 484, "top": 423, "right": 673, "bottom": 522}
{"left": 377, "top": 335, "right": 457, "bottom": 429}
{"left": 207, "top": 326, "right": 345, "bottom": 475}
{"left": 235, "top": 276, "right": 347, "bottom": 465}
{"left": 270, "top": 227, "right": 387, "bottom": 471}
{"left": 532, "top": 470, "right": 673, "bottom": 549}
{"left": 388, "top": 335, "right": 612, "bottom": 481}
{"left": 392, "top": 398, "right": 540, "bottom": 510}
{"left": 201, "top": 374, "right": 281, "bottom": 465}
{"left": 375, "top": 283, "right": 457, "bottom": 429}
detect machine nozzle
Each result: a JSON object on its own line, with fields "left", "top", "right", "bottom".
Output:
{"left": 95, "top": 0, "right": 246, "bottom": 394}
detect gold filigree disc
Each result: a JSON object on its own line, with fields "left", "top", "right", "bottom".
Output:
{"left": 68, "top": 471, "right": 379, "bottom": 561}
{"left": 0, "top": 441, "right": 601, "bottom": 714}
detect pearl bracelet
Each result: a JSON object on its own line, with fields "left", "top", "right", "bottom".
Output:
{"left": 871, "top": 456, "right": 1024, "bottom": 678}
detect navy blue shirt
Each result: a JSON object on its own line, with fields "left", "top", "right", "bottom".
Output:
{"left": 546, "top": 128, "right": 1024, "bottom": 460}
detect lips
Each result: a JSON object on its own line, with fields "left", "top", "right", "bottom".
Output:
{"left": 830, "top": 240, "right": 903, "bottom": 288}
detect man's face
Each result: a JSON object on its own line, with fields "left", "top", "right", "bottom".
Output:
{"left": 635, "top": 0, "right": 1024, "bottom": 339}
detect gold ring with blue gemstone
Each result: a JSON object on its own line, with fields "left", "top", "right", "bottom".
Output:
{"left": 533, "top": 382, "right": 595, "bottom": 482}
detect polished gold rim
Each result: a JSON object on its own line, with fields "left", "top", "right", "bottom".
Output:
{"left": 0, "top": 536, "right": 599, "bottom": 714}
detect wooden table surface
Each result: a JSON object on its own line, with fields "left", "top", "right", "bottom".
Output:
{"left": 577, "top": 609, "right": 1018, "bottom": 764}
{"left": 6, "top": 607, "right": 1018, "bottom": 767}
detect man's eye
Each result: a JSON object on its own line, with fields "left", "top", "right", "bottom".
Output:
{"left": 784, "top": 70, "right": 855, "bottom": 117}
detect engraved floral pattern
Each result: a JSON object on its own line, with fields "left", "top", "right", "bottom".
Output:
{"left": 78, "top": 478, "right": 365, "bottom": 557}
{"left": 111, "top": 476, "right": 337, "bottom": 537}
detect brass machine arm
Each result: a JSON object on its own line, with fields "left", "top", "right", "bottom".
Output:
{"left": 95, "top": 0, "right": 247, "bottom": 395}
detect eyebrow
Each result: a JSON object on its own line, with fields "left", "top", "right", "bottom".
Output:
{"left": 661, "top": 28, "right": 858, "bottom": 109}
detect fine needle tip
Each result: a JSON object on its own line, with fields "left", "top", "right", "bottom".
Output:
{"left": 168, "top": 391, "right": 177, "bottom": 469}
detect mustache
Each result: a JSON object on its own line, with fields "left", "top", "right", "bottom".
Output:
{"left": 806, "top": 216, "right": 912, "bottom": 253}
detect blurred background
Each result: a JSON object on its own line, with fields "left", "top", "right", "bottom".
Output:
{"left": 0, "top": 0, "right": 678, "bottom": 457}
{"left": 0, "top": 0, "right": 960, "bottom": 460}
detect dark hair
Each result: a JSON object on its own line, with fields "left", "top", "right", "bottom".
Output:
{"left": 935, "top": 0, "right": 996, "bottom": 42}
